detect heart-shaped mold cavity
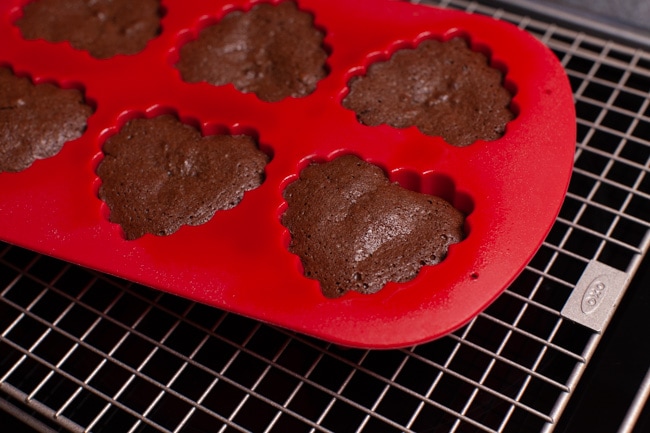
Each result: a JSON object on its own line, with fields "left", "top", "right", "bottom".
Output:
{"left": 174, "top": 1, "right": 329, "bottom": 102}
{"left": 96, "top": 112, "right": 271, "bottom": 240}
{"left": 281, "top": 154, "right": 467, "bottom": 298}
{"left": 342, "top": 36, "right": 514, "bottom": 147}
{"left": 14, "top": 0, "right": 164, "bottom": 59}
{"left": 0, "top": 66, "right": 93, "bottom": 173}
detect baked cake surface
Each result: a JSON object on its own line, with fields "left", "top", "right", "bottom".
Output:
{"left": 16, "top": 0, "right": 161, "bottom": 59}
{"left": 97, "top": 115, "right": 269, "bottom": 240}
{"left": 282, "top": 155, "right": 465, "bottom": 298}
{"left": 176, "top": 1, "right": 328, "bottom": 102}
{"left": 0, "top": 67, "right": 92, "bottom": 173}
{"left": 343, "top": 38, "right": 513, "bottom": 146}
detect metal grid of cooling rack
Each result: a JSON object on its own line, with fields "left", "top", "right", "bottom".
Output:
{"left": 2, "top": 1, "right": 650, "bottom": 432}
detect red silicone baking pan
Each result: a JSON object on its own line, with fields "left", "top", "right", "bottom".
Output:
{"left": 0, "top": 0, "right": 575, "bottom": 348}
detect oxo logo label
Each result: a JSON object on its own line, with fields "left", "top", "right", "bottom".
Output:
{"left": 581, "top": 277, "right": 607, "bottom": 314}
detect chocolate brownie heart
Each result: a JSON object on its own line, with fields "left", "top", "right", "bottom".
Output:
{"left": 0, "top": 67, "right": 91, "bottom": 173}
{"left": 97, "top": 115, "right": 269, "bottom": 240}
{"left": 282, "top": 155, "right": 465, "bottom": 298}
{"left": 343, "top": 38, "right": 513, "bottom": 146}
{"left": 176, "top": 1, "right": 328, "bottom": 102}
{"left": 16, "top": 0, "right": 161, "bottom": 59}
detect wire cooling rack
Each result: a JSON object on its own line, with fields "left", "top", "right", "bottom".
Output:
{"left": 2, "top": 0, "right": 650, "bottom": 432}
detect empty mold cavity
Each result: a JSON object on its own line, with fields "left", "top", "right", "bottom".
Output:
{"left": 280, "top": 153, "right": 471, "bottom": 298}
{"left": 95, "top": 110, "right": 271, "bottom": 240}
